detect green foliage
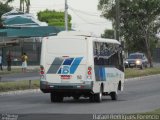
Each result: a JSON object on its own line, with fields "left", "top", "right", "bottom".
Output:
{"left": 101, "top": 29, "right": 114, "bottom": 39}
{"left": 0, "top": 2, "right": 12, "bottom": 22}
{"left": 37, "top": 10, "right": 72, "bottom": 29}
{"left": 98, "top": 0, "right": 160, "bottom": 54}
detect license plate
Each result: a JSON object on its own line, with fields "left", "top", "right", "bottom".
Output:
{"left": 61, "top": 75, "right": 71, "bottom": 80}
{"left": 130, "top": 64, "right": 135, "bottom": 66}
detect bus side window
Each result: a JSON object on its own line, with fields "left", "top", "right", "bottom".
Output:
{"left": 94, "top": 57, "right": 98, "bottom": 65}
{"left": 94, "top": 57, "right": 104, "bottom": 65}
{"left": 99, "top": 58, "right": 104, "bottom": 65}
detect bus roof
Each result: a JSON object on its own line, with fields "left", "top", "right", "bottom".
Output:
{"left": 57, "top": 31, "right": 120, "bottom": 44}
{"left": 58, "top": 31, "right": 93, "bottom": 37}
{"left": 92, "top": 38, "right": 120, "bottom": 44}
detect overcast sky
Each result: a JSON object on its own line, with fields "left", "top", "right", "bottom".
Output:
{"left": 10, "top": 0, "right": 112, "bottom": 36}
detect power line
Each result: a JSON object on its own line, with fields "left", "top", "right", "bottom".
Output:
{"left": 69, "top": 8, "right": 90, "bottom": 23}
{"left": 69, "top": 6, "right": 100, "bottom": 17}
{"left": 69, "top": 8, "right": 107, "bottom": 26}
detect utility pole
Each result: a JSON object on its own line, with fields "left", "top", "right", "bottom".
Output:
{"left": 65, "top": 0, "right": 68, "bottom": 31}
{"left": 115, "top": 0, "right": 120, "bottom": 41}
{"left": 115, "top": 0, "right": 123, "bottom": 69}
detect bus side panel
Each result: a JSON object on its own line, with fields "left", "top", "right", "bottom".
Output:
{"left": 91, "top": 39, "right": 124, "bottom": 94}
{"left": 104, "top": 67, "right": 124, "bottom": 93}
{"left": 92, "top": 67, "right": 124, "bottom": 94}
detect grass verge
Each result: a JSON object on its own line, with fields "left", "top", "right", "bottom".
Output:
{"left": 0, "top": 68, "right": 22, "bottom": 75}
{"left": 125, "top": 67, "right": 160, "bottom": 79}
{"left": 0, "top": 80, "right": 39, "bottom": 92}
{"left": 147, "top": 108, "right": 160, "bottom": 114}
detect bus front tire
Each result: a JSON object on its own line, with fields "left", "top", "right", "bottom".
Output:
{"left": 110, "top": 92, "right": 118, "bottom": 100}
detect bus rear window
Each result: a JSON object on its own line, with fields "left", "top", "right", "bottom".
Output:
{"left": 47, "top": 38, "right": 87, "bottom": 55}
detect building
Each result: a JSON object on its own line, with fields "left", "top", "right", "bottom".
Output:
{"left": 0, "top": 10, "right": 62, "bottom": 66}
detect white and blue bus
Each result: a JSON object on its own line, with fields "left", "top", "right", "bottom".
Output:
{"left": 40, "top": 31, "right": 124, "bottom": 102}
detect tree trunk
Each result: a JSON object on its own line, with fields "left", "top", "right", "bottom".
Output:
{"left": 145, "top": 30, "right": 153, "bottom": 68}
{"left": 148, "top": 48, "right": 153, "bottom": 67}
{"left": 22, "top": 1, "right": 25, "bottom": 12}
{"left": 20, "top": 0, "right": 22, "bottom": 11}
{"left": 26, "top": 4, "right": 30, "bottom": 13}
{"left": 24, "top": 0, "right": 30, "bottom": 13}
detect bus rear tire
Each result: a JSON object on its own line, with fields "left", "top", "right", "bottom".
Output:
{"left": 110, "top": 92, "right": 118, "bottom": 100}
{"left": 73, "top": 96, "right": 80, "bottom": 100}
{"left": 50, "top": 93, "right": 63, "bottom": 102}
{"left": 94, "top": 87, "right": 102, "bottom": 103}
{"left": 89, "top": 95, "right": 95, "bottom": 102}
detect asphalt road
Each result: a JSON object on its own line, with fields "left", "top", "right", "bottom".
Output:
{"left": 0, "top": 75, "right": 160, "bottom": 115}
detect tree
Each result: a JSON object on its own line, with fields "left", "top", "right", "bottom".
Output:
{"left": 101, "top": 29, "right": 114, "bottom": 39}
{"left": 98, "top": 0, "right": 160, "bottom": 67}
{"left": 37, "top": 10, "right": 72, "bottom": 29}
{"left": 4, "top": 0, "right": 30, "bottom": 13}
{"left": 0, "top": 2, "right": 12, "bottom": 23}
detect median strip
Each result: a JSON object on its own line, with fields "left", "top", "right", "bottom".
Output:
{"left": 125, "top": 67, "right": 160, "bottom": 79}
{"left": 0, "top": 80, "right": 40, "bottom": 92}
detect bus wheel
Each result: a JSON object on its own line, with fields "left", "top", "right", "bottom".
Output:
{"left": 56, "top": 96, "right": 63, "bottom": 102}
{"left": 110, "top": 92, "right": 118, "bottom": 100}
{"left": 89, "top": 94, "right": 95, "bottom": 102}
{"left": 50, "top": 93, "right": 63, "bottom": 102}
{"left": 73, "top": 96, "right": 80, "bottom": 100}
{"left": 94, "top": 87, "right": 102, "bottom": 103}
{"left": 50, "top": 93, "right": 56, "bottom": 102}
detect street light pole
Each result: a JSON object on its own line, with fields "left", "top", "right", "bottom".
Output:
{"left": 65, "top": 0, "right": 68, "bottom": 31}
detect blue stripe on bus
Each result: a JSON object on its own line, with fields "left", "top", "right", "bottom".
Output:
{"left": 99, "top": 67, "right": 106, "bottom": 81}
{"left": 63, "top": 58, "right": 74, "bottom": 65}
{"left": 70, "top": 57, "right": 83, "bottom": 74}
{"left": 58, "top": 68, "right": 62, "bottom": 74}
{"left": 102, "top": 67, "right": 106, "bottom": 81}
